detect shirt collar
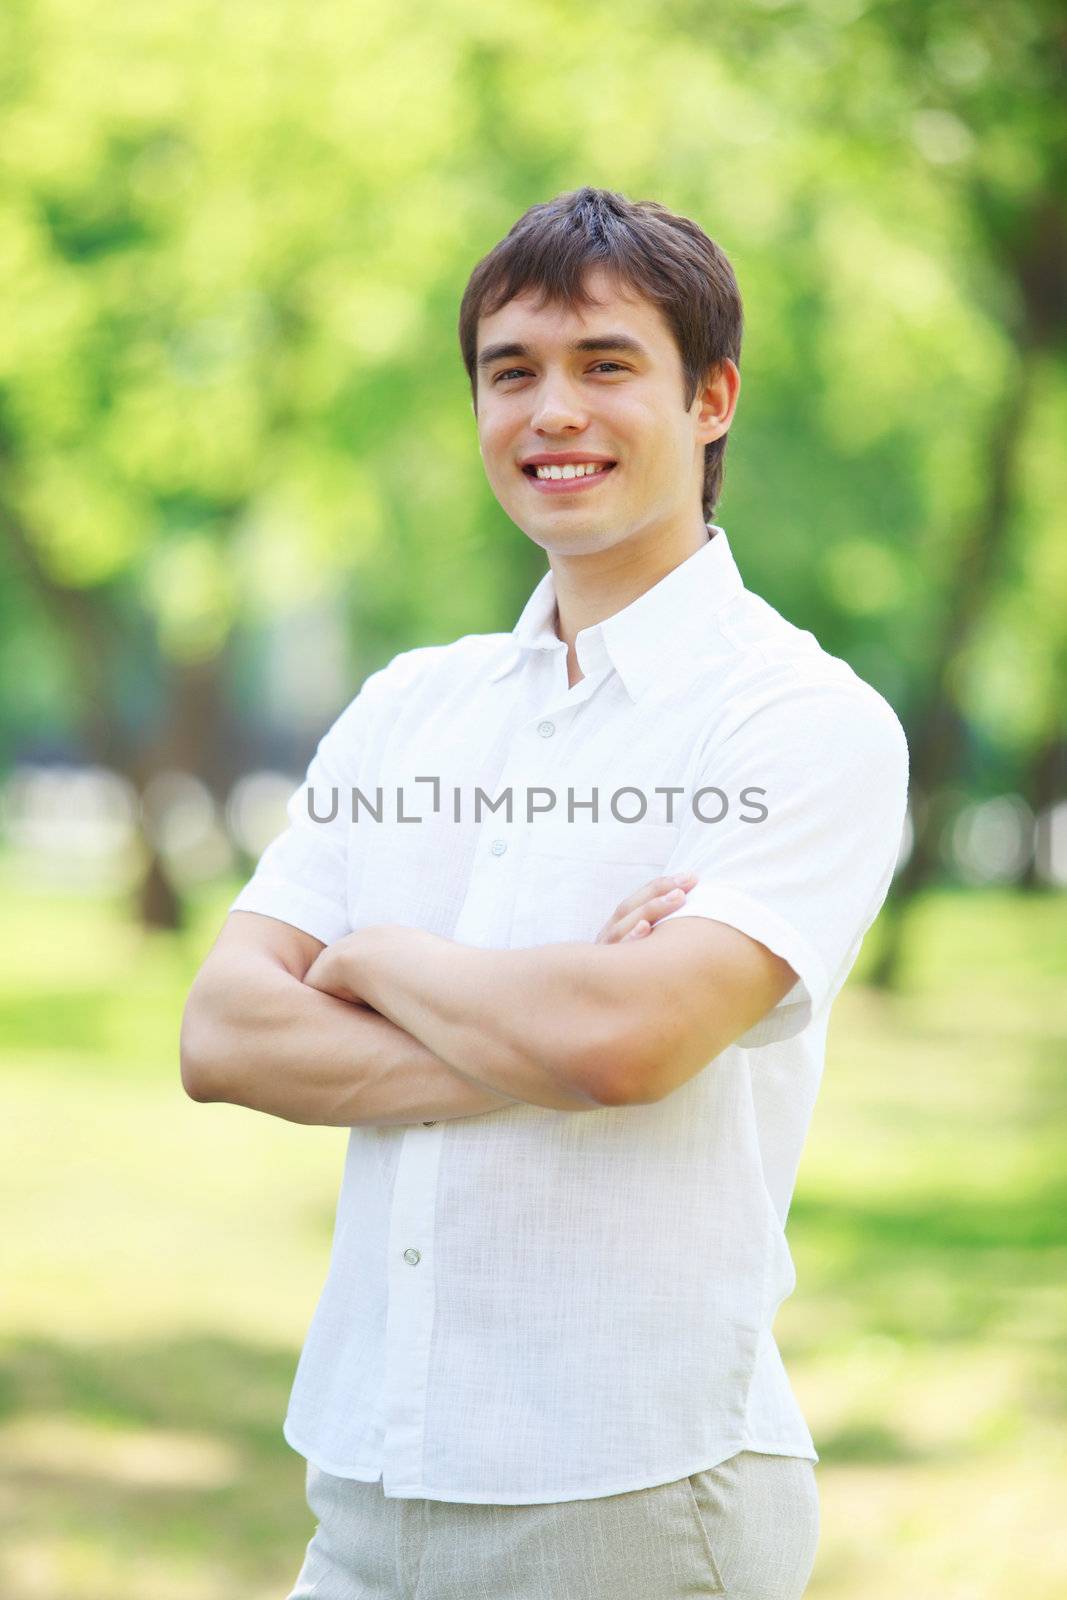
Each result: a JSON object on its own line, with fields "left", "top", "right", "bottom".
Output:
{"left": 488, "top": 525, "right": 745, "bottom": 701}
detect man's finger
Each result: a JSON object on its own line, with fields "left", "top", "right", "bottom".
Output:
{"left": 596, "top": 883, "right": 696, "bottom": 944}
{"left": 610, "top": 872, "right": 697, "bottom": 923}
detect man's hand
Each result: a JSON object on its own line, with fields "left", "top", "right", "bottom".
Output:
{"left": 303, "top": 931, "right": 376, "bottom": 1004}
{"left": 594, "top": 871, "right": 698, "bottom": 944}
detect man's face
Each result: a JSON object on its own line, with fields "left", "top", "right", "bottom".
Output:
{"left": 472, "top": 265, "right": 730, "bottom": 557}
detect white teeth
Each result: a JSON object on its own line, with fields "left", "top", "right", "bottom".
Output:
{"left": 533, "top": 462, "right": 610, "bottom": 480}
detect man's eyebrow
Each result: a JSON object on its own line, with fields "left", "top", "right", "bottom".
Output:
{"left": 475, "top": 333, "right": 650, "bottom": 370}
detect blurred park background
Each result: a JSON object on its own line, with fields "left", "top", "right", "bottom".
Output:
{"left": 1, "top": 1, "right": 1065, "bottom": 1596}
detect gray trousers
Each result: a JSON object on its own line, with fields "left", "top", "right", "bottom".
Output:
{"left": 285, "top": 1450, "right": 820, "bottom": 1599}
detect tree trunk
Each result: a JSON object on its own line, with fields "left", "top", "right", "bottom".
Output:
{"left": 869, "top": 335, "right": 1042, "bottom": 987}
{"left": 0, "top": 478, "right": 231, "bottom": 931}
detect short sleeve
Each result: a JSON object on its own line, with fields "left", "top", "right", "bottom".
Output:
{"left": 229, "top": 661, "right": 396, "bottom": 946}
{"left": 657, "top": 680, "right": 910, "bottom": 1047}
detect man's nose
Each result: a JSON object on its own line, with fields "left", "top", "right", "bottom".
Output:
{"left": 529, "top": 377, "right": 588, "bottom": 435}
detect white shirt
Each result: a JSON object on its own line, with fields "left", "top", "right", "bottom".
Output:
{"left": 231, "top": 525, "right": 909, "bottom": 1504}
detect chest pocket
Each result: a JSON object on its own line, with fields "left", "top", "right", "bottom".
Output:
{"left": 509, "top": 819, "right": 680, "bottom": 948}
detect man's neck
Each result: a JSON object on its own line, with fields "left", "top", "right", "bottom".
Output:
{"left": 550, "top": 519, "right": 714, "bottom": 686}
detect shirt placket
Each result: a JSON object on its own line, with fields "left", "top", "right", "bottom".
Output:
{"left": 379, "top": 1119, "right": 444, "bottom": 1494}
{"left": 451, "top": 636, "right": 612, "bottom": 947}
{"left": 378, "top": 636, "right": 610, "bottom": 1495}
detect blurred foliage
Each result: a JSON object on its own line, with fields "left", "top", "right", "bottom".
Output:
{"left": 1, "top": 868, "right": 1064, "bottom": 1596}
{"left": 0, "top": 0, "right": 1064, "bottom": 791}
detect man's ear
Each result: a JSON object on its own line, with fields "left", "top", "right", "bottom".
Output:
{"left": 694, "top": 358, "right": 740, "bottom": 446}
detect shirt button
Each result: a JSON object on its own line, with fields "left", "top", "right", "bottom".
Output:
{"left": 537, "top": 720, "right": 556, "bottom": 738}
{"left": 403, "top": 1248, "right": 422, "bottom": 1265}
{"left": 490, "top": 838, "right": 507, "bottom": 856}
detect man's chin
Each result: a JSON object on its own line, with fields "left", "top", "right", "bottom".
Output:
{"left": 510, "top": 513, "right": 625, "bottom": 557}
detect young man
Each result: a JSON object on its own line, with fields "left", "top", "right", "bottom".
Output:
{"left": 181, "top": 187, "right": 909, "bottom": 1599}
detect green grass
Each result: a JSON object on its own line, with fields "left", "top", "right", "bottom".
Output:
{"left": 1, "top": 862, "right": 1065, "bottom": 1599}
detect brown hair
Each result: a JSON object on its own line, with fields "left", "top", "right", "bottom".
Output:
{"left": 458, "top": 187, "right": 744, "bottom": 521}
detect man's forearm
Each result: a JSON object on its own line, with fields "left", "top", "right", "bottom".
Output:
{"left": 314, "top": 926, "right": 638, "bottom": 1110}
{"left": 181, "top": 955, "right": 519, "bottom": 1127}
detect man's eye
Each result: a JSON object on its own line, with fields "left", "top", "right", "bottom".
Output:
{"left": 492, "top": 362, "right": 628, "bottom": 384}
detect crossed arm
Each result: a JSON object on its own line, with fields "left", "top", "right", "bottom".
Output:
{"left": 180, "top": 876, "right": 797, "bottom": 1125}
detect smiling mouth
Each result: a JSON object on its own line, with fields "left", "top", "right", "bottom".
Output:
{"left": 521, "top": 462, "right": 617, "bottom": 491}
